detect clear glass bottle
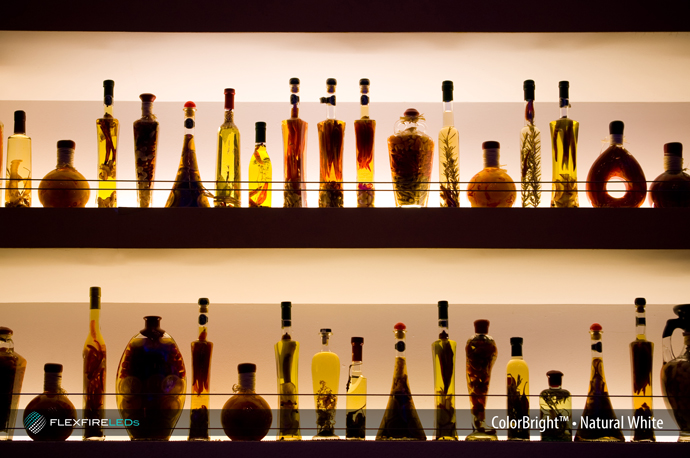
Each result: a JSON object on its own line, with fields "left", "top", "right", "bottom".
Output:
{"left": 539, "top": 370, "right": 572, "bottom": 442}
{"left": 23, "top": 363, "right": 76, "bottom": 441}
{"left": 318, "top": 78, "right": 345, "bottom": 208}
{"left": 550, "top": 81, "right": 579, "bottom": 207}
{"left": 96, "top": 79, "right": 119, "bottom": 208}
{"left": 346, "top": 337, "right": 367, "bottom": 440}
{"left": 650, "top": 142, "right": 690, "bottom": 207}
{"left": 189, "top": 298, "right": 213, "bottom": 441}
{"left": 216, "top": 88, "right": 241, "bottom": 207}
{"left": 575, "top": 323, "right": 625, "bottom": 442}
{"left": 38, "top": 140, "right": 90, "bottom": 208}
{"left": 661, "top": 304, "right": 690, "bottom": 442}
{"left": 431, "top": 300, "right": 457, "bottom": 440}
{"left": 133, "top": 93, "right": 159, "bottom": 208}
{"left": 274, "top": 301, "right": 301, "bottom": 440}
{"left": 166, "top": 101, "right": 211, "bottom": 208}
{"left": 5, "top": 110, "right": 32, "bottom": 208}
{"left": 376, "top": 322, "right": 426, "bottom": 441}
{"left": 520, "top": 80, "right": 542, "bottom": 207}
{"left": 465, "top": 319, "right": 497, "bottom": 441}
{"left": 221, "top": 363, "right": 273, "bottom": 441}
{"left": 311, "top": 328, "right": 340, "bottom": 439}
{"left": 0, "top": 327, "right": 26, "bottom": 441}
{"left": 467, "top": 141, "right": 516, "bottom": 207}
{"left": 283, "top": 78, "right": 308, "bottom": 208}
{"left": 506, "top": 337, "right": 529, "bottom": 440}
{"left": 83, "top": 286, "right": 106, "bottom": 440}
{"left": 248, "top": 122, "right": 272, "bottom": 207}
{"left": 355, "top": 78, "right": 375, "bottom": 208}
{"left": 439, "top": 81, "right": 460, "bottom": 208}
{"left": 630, "top": 297, "right": 655, "bottom": 442}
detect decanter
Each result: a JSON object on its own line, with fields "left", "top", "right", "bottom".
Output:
{"left": 507, "top": 337, "right": 530, "bottom": 440}
{"left": 38, "top": 140, "right": 90, "bottom": 208}
{"left": 467, "top": 141, "right": 516, "bottom": 207}
{"left": 133, "top": 93, "right": 159, "bottom": 207}
{"left": 465, "top": 319, "right": 497, "bottom": 441}
{"left": 311, "top": 328, "right": 340, "bottom": 439}
{"left": 438, "top": 81, "right": 460, "bottom": 208}
{"left": 550, "top": 81, "right": 579, "bottom": 207}
{"left": 282, "top": 78, "right": 308, "bottom": 207}
{"left": 346, "top": 337, "right": 367, "bottom": 439}
{"left": 5, "top": 110, "right": 32, "bottom": 208}
{"left": 221, "top": 363, "right": 273, "bottom": 441}
{"left": 520, "top": 79, "right": 542, "bottom": 207}
{"left": 23, "top": 363, "right": 76, "bottom": 441}
{"left": 539, "top": 370, "right": 572, "bottom": 442}
{"left": 82, "top": 286, "right": 106, "bottom": 440}
{"left": 355, "top": 78, "right": 375, "bottom": 207}
{"left": 274, "top": 301, "right": 301, "bottom": 440}
{"left": 661, "top": 304, "right": 690, "bottom": 442}
{"left": 189, "top": 298, "right": 213, "bottom": 441}
{"left": 248, "top": 121, "right": 272, "bottom": 207}
{"left": 96, "top": 79, "right": 119, "bottom": 208}
{"left": 650, "top": 142, "right": 690, "bottom": 207}
{"left": 431, "top": 300, "right": 457, "bottom": 440}
{"left": 318, "top": 78, "right": 345, "bottom": 208}
{"left": 0, "top": 327, "right": 26, "bottom": 441}
{"left": 630, "top": 297, "right": 655, "bottom": 441}
{"left": 215, "top": 88, "right": 241, "bottom": 207}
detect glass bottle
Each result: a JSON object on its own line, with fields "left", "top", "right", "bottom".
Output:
{"left": 5, "top": 110, "right": 32, "bottom": 208}
{"left": 506, "top": 337, "right": 529, "bottom": 440}
{"left": 630, "top": 297, "right": 655, "bottom": 442}
{"left": 318, "top": 78, "right": 345, "bottom": 208}
{"left": 23, "top": 363, "right": 76, "bottom": 441}
{"left": 661, "top": 304, "right": 690, "bottom": 442}
{"left": 116, "top": 316, "right": 187, "bottom": 441}
{"left": 376, "top": 322, "right": 426, "bottom": 441}
{"left": 0, "top": 117, "right": 3, "bottom": 203}
{"left": 550, "top": 81, "right": 579, "bottom": 208}
{"left": 0, "top": 327, "right": 26, "bottom": 441}
{"left": 221, "top": 363, "right": 273, "bottom": 441}
{"left": 388, "top": 108, "right": 435, "bottom": 207}
{"left": 431, "top": 300, "right": 457, "bottom": 440}
{"left": 586, "top": 121, "right": 647, "bottom": 208}
{"left": 83, "top": 286, "right": 106, "bottom": 441}
{"left": 215, "top": 88, "right": 241, "bottom": 207}
{"left": 38, "top": 140, "right": 90, "bottom": 208}
{"left": 439, "top": 81, "right": 460, "bottom": 208}
{"left": 520, "top": 79, "right": 542, "bottom": 207}
{"left": 311, "top": 328, "right": 340, "bottom": 439}
{"left": 575, "top": 323, "right": 625, "bottom": 442}
{"left": 248, "top": 122, "right": 272, "bottom": 207}
{"left": 189, "top": 298, "right": 213, "bottom": 441}
{"left": 133, "top": 93, "right": 159, "bottom": 208}
{"left": 539, "top": 370, "right": 572, "bottom": 442}
{"left": 650, "top": 142, "right": 690, "bottom": 207}
{"left": 467, "top": 141, "right": 517, "bottom": 207}
{"left": 96, "top": 79, "right": 119, "bottom": 208}
{"left": 465, "top": 319, "right": 497, "bottom": 441}
{"left": 274, "top": 301, "right": 301, "bottom": 440}
{"left": 283, "top": 78, "right": 308, "bottom": 208}
{"left": 165, "top": 101, "right": 212, "bottom": 208}
{"left": 355, "top": 78, "right": 375, "bottom": 208}
{"left": 346, "top": 337, "right": 366, "bottom": 440}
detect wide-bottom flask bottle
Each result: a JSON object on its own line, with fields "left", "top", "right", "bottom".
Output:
{"left": 221, "top": 363, "right": 272, "bottom": 441}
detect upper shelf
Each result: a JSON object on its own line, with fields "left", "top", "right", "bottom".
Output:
{"left": 1, "top": 208, "right": 687, "bottom": 249}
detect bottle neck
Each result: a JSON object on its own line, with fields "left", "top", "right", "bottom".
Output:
{"left": 610, "top": 134, "right": 624, "bottom": 145}
{"left": 591, "top": 334, "right": 603, "bottom": 360}
{"left": 237, "top": 372, "right": 256, "bottom": 393}
{"left": 57, "top": 148, "right": 75, "bottom": 168}
{"left": 0, "top": 335, "right": 13, "bottom": 351}
{"left": 438, "top": 320, "right": 449, "bottom": 340}
{"left": 224, "top": 109, "right": 234, "bottom": 123}
{"left": 281, "top": 324, "right": 292, "bottom": 340}
{"left": 14, "top": 118, "right": 25, "bottom": 135}
{"left": 548, "top": 383, "right": 562, "bottom": 390}
{"left": 524, "top": 99, "right": 535, "bottom": 126}
{"left": 395, "top": 332, "right": 406, "bottom": 358}
{"left": 360, "top": 104, "right": 369, "bottom": 119}
{"left": 635, "top": 306, "right": 647, "bottom": 340}
{"left": 665, "top": 155, "right": 683, "bottom": 173}
{"left": 184, "top": 116, "right": 195, "bottom": 136}
{"left": 141, "top": 102, "right": 153, "bottom": 118}
{"left": 442, "top": 101, "right": 454, "bottom": 127}
{"left": 103, "top": 102, "right": 113, "bottom": 118}
{"left": 44, "top": 372, "right": 63, "bottom": 393}
{"left": 89, "top": 307, "right": 101, "bottom": 326}
{"left": 351, "top": 361, "right": 363, "bottom": 377}
{"left": 320, "top": 334, "right": 331, "bottom": 352}
{"left": 511, "top": 345, "right": 524, "bottom": 358}
{"left": 326, "top": 103, "right": 336, "bottom": 120}
{"left": 484, "top": 148, "right": 500, "bottom": 168}
{"left": 559, "top": 98, "right": 569, "bottom": 119}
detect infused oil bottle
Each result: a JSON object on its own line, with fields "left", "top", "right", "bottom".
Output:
{"left": 311, "top": 328, "right": 340, "bottom": 439}
{"left": 274, "top": 301, "right": 301, "bottom": 440}
{"left": 431, "top": 300, "right": 458, "bottom": 440}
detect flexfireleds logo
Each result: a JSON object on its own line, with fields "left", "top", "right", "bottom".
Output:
{"left": 23, "top": 411, "right": 47, "bottom": 435}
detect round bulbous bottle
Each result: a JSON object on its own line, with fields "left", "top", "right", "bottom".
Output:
{"left": 650, "top": 143, "right": 690, "bottom": 208}
{"left": 38, "top": 140, "right": 90, "bottom": 208}
{"left": 23, "top": 363, "right": 77, "bottom": 441}
{"left": 221, "top": 363, "right": 273, "bottom": 441}
{"left": 467, "top": 141, "right": 516, "bottom": 207}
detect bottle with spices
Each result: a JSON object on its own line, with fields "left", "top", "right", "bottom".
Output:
{"left": 23, "top": 363, "right": 77, "bottom": 441}
{"left": 133, "top": 93, "right": 159, "bottom": 208}
{"left": 467, "top": 141, "right": 516, "bottom": 207}
{"left": 221, "top": 363, "right": 273, "bottom": 441}
{"left": 274, "top": 301, "right": 301, "bottom": 440}
{"left": 465, "top": 319, "right": 497, "bottom": 441}
{"left": 520, "top": 80, "right": 541, "bottom": 207}
{"left": 550, "top": 81, "right": 579, "bottom": 207}
{"left": 282, "top": 78, "right": 308, "bottom": 207}
{"left": 248, "top": 122, "right": 272, "bottom": 207}
{"left": 82, "top": 287, "right": 106, "bottom": 440}
{"left": 431, "top": 301, "right": 458, "bottom": 440}
{"left": 38, "top": 140, "right": 90, "bottom": 208}
{"left": 215, "top": 88, "right": 241, "bottom": 207}
{"left": 189, "top": 298, "right": 213, "bottom": 441}
{"left": 630, "top": 298, "right": 655, "bottom": 442}
{"left": 311, "top": 328, "right": 340, "bottom": 439}
{"left": 5, "top": 110, "right": 32, "bottom": 208}
{"left": 539, "top": 370, "right": 572, "bottom": 442}
{"left": 650, "top": 142, "right": 690, "bottom": 207}
{"left": 438, "top": 81, "right": 460, "bottom": 208}
{"left": 346, "top": 337, "right": 367, "bottom": 440}
{"left": 506, "top": 337, "right": 529, "bottom": 440}
{"left": 96, "top": 79, "right": 119, "bottom": 208}
{"left": 660, "top": 304, "right": 690, "bottom": 442}
{"left": 0, "top": 327, "right": 26, "bottom": 441}
{"left": 355, "top": 79, "right": 375, "bottom": 208}
{"left": 318, "top": 78, "right": 345, "bottom": 208}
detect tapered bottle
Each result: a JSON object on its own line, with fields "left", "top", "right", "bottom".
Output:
{"left": 5, "top": 111, "right": 31, "bottom": 208}
{"left": 630, "top": 298, "right": 655, "bottom": 442}
{"left": 165, "top": 102, "right": 211, "bottom": 208}
{"left": 506, "top": 337, "right": 529, "bottom": 440}
{"left": 248, "top": 122, "right": 272, "bottom": 207}
{"left": 0, "top": 327, "right": 26, "bottom": 441}
{"left": 216, "top": 88, "right": 241, "bottom": 207}
{"left": 467, "top": 141, "right": 516, "bottom": 207}
{"left": 431, "top": 300, "right": 457, "bottom": 440}
{"left": 221, "top": 363, "right": 273, "bottom": 441}
{"left": 346, "top": 337, "right": 367, "bottom": 440}
{"left": 96, "top": 80, "right": 119, "bottom": 208}
{"left": 575, "top": 323, "right": 625, "bottom": 442}
{"left": 83, "top": 286, "right": 106, "bottom": 440}
{"left": 355, "top": 79, "right": 375, "bottom": 207}
{"left": 23, "top": 364, "right": 76, "bottom": 441}
{"left": 318, "top": 78, "right": 345, "bottom": 208}
{"left": 661, "top": 304, "right": 690, "bottom": 442}
{"left": 550, "top": 81, "right": 579, "bottom": 207}
{"left": 38, "top": 140, "right": 90, "bottom": 208}
{"left": 189, "top": 298, "right": 213, "bottom": 441}
{"left": 650, "top": 142, "right": 690, "bottom": 207}
{"left": 465, "top": 319, "right": 497, "bottom": 441}
{"left": 376, "top": 322, "right": 426, "bottom": 441}
{"left": 439, "top": 81, "right": 460, "bottom": 208}
{"left": 274, "top": 301, "right": 301, "bottom": 440}
{"left": 133, "top": 93, "right": 159, "bottom": 207}
{"left": 520, "top": 80, "right": 542, "bottom": 207}
{"left": 539, "top": 370, "right": 572, "bottom": 442}
{"left": 311, "top": 329, "right": 340, "bottom": 439}
{"left": 283, "top": 78, "right": 308, "bottom": 207}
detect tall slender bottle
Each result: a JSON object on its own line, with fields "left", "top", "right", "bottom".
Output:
{"left": 189, "top": 298, "right": 213, "bottom": 441}
{"left": 439, "top": 81, "right": 460, "bottom": 208}
{"left": 83, "top": 287, "right": 106, "bottom": 440}
{"left": 0, "top": 327, "right": 27, "bottom": 441}
{"left": 650, "top": 142, "right": 690, "bottom": 207}
{"left": 432, "top": 300, "right": 457, "bottom": 440}
{"left": 355, "top": 79, "right": 375, "bottom": 207}
{"left": 283, "top": 78, "right": 308, "bottom": 207}
{"left": 539, "top": 370, "right": 572, "bottom": 442}
{"left": 0, "top": 118, "right": 3, "bottom": 203}
{"left": 376, "top": 322, "right": 426, "bottom": 441}
{"left": 23, "top": 364, "right": 76, "bottom": 441}
{"left": 96, "top": 80, "right": 119, "bottom": 208}
{"left": 550, "top": 81, "right": 579, "bottom": 207}
{"left": 506, "top": 337, "right": 529, "bottom": 440}
{"left": 520, "top": 80, "right": 541, "bottom": 207}
{"left": 248, "top": 122, "right": 272, "bottom": 207}
{"left": 465, "top": 319, "right": 497, "bottom": 441}
{"left": 346, "top": 337, "right": 366, "bottom": 440}
{"left": 133, "top": 93, "right": 159, "bottom": 208}
{"left": 311, "top": 329, "right": 340, "bottom": 439}
{"left": 5, "top": 110, "right": 31, "bottom": 208}
{"left": 274, "top": 301, "right": 301, "bottom": 440}
{"left": 630, "top": 298, "right": 655, "bottom": 442}
{"left": 216, "top": 88, "right": 241, "bottom": 207}
{"left": 166, "top": 102, "right": 211, "bottom": 208}
{"left": 318, "top": 78, "right": 345, "bottom": 208}
{"left": 575, "top": 324, "right": 625, "bottom": 442}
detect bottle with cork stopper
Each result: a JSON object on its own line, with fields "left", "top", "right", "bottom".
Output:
{"left": 189, "top": 298, "right": 214, "bottom": 441}
{"left": 355, "top": 78, "right": 376, "bottom": 208}
{"left": 215, "top": 88, "right": 241, "bottom": 208}
{"left": 248, "top": 121, "right": 272, "bottom": 207}
{"left": 282, "top": 78, "right": 308, "bottom": 208}
{"left": 221, "top": 363, "right": 273, "bottom": 441}
{"left": 539, "top": 370, "right": 572, "bottom": 441}
{"left": 465, "top": 319, "right": 497, "bottom": 441}
{"left": 520, "top": 79, "right": 542, "bottom": 208}
{"left": 346, "top": 337, "right": 367, "bottom": 439}
{"left": 274, "top": 301, "right": 301, "bottom": 440}
{"left": 5, "top": 110, "right": 32, "bottom": 208}
{"left": 467, "top": 141, "right": 516, "bottom": 208}
{"left": 438, "top": 81, "right": 460, "bottom": 208}
{"left": 96, "top": 79, "right": 119, "bottom": 208}
{"left": 431, "top": 300, "right": 458, "bottom": 440}
{"left": 23, "top": 363, "right": 77, "bottom": 441}
{"left": 550, "top": 81, "right": 579, "bottom": 208}
{"left": 133, "top": 93, "right": 159, "bottom": 208}
{"left": 82, "top": 286, "right": 106, "bottom": 440}
{"left": 650, "top": 142, "right": 690, "bottom": 207}
{"left": 38, "top": 140, "right": 90, "bottom": 208}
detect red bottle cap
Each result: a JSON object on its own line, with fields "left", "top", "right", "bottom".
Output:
{"left": 474, "top": 319, "right": 490, "bottom": 334}
{"left": 590, "top": 323, "right": 602, "bottom": 332}
{"left": 224, "top": 88, "right": 235, "bottom": 110}
{"left": 184, "top": 101, "right": 196, "bottom": 108}
{"left": 394, "top": 322, "right": 406, "bottom": 331}
{"left": 664, "top": 142, "right": 683, "bottom": 157}
{"left": 139, "top": 93, "right": 156, "bottom": 103}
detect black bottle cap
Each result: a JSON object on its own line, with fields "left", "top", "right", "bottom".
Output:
{"left": 523, "top": 80, "right": 535, "bottom": 101}
{"left": 103, "top": 79, "right": 114, "bottom": 96}
{"left": 442, "top": 80, "right": 454, "bottom": 102}
{"left": 139, "top": 93, "right": 156, "bottom": 103}
{"left": 510, "top": 337, "right": 524, "bottom": 356}
{"left": 320, "top": 328, "right": 332, "bottom": 333}
{"left": 326, "top": 78, "right": 337, "bottom": 86}
{"left": 90, "top": 286, "right": 101, "bottom": 299}
{"left": 635, "top": 297, "right": 646, "bottom": 306}
{"left": 403, "top": 108, "right": 419, "bottom": 117}
{"left": 57, "top": 140, "right": 75, "bottom": 149}
{"left": 437, "top": 301, "right": 449, "bottom": 320}
{"left": 482, "top": 141, "right": 500, "bottom": 150}
{"left": 281, "top": 301, "right": 292, "bottom": 322}
{"left": 546, "top": 370, "right": 563, "bottom": 387}
{"left": 13, "top": 110, "right": 26, "bottom": 134}
{"left": 289, "top": 77, "right": 300, "bottom": 85}
{"left": 609, "top": 120, "right": 625, "bottom": 135}
{"left": 559, "top": 81, "right": 569, "bottom": 99}
{"left": 351, "top": 337, "right": 364, "bottom": 345}
{"left": 664, "top": 142, "right": 683, "bottom": 157}
{"left": 255, "top": 122, "right": 267, "bottom": 143}
{"left": 44, "top": 363, "right": 63, "bottom": 373}
{"left": 238, "top": 363, "right": 257, "bottom": 374}
{"left": 198, "top": 298, "right": 209, "bottom": 306}
{"left": 359, "top": 78, "right": 370, "bottom": 86}
{"left": 474, "top": 319, "right": 489, "bottom": 334}
{"left": 0, "top": 327, "right": 12, "bottom": 336}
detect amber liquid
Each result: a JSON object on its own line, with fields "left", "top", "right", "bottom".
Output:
{"left": 274, "top": 334, "right": 301, "bottom": 440}
{"left": 575, "top": 357, "right": 625, "bottom": 441}
{"left": 520, "top": 121, "right": 542, "bottom": 207}
{"left": 96, "top": 114, "right": 119, "bottom": 207}
{"left": 83, "top": 310, "right": 106, "bottom": 440}
{"left": 465, "top": 334, "right": 497, "bottom": 440}
{"left": 432, "top": 336, "right": 457, "bottom": 440}
{"left": 388, "top": 131, "right": 434, "bottom": 207}
{"left": 282, "top": 118, "right": 308, "bottom": 208}
{"left": 24, "top": 388, "right": 77, "bottom": 441}
{"left": 318, "top": 119, "right": 345, "bottom": 208}
{"left": 189, "top": 339, "right": 213, "bottom": 440}
{"left": 631, "top": 340, "right": 655, "bottom": 441}
{"left": 550, "top": 117, "right": 579, "bottom": 207}
{"left": 586, "top": 144, "right": 647, "bottom": 208}
{"left": 355, "top": 119, "right": 375, "bottom": 207}
{"left": 221, "top": 386, "right": 273, "bottom": 441}
{"left": 376, "top": 357, "right": 426, "bottom": 440}
{"left": 467, "top": 167, "right": 516, "bottom": 208}
{"left": 439, "top": 126, "right": 460, "bottom": 208}
{"left": 133, "top": 116, "right": 158, "bottom": 207}
{"left": 166, "top": 134, "right": 211, "bottom": 208}
{"left": 38, "top": 162, "right": 90, "bottom": 208}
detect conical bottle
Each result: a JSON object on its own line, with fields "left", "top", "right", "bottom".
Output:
{"left": 282, "top": 78, "right": 308, "bottom": 207}
{"left": 96, "top": 79, "right": 119, "bottom": 207}
{"left": 83, "top": 286, "right": 106, "bottom": 440}
{"left": 465, "top": 319, "right": 497, "bottom": 441}
{"left": 438, "top": 81, "right": 460, "bottom": 207}
{"left": 520, "top": 79, "right": 542, "bottom": 207}
{"left": 539, "top": 370, "right": 572, "bottom": 442}
{"left": 274, "top": 301, "right": 301, "bottom": 440}
{"left": 311, "top": 328, "right": 340, "bottom": 439}
{"left": 248, "top": 122, "right": 272, "bottom": 207}
{"left": 221, "top": 363, "right": 273, "bottom": 441}
{"left": 630, "top": 298, "right": 655, "bottom": 442}
{"left": 5, "top": 110, "right": 32, "bottom": 208}
{"left": 650, "top": 142, "right": 690, "bottom": 207}
{"left": 506, "top": 337, "right": 529, "bottom": 440}
{"left": 23, "top": 363, "right": 76, "bottom": 441}
{"left": 38, "top": 140, "right": 90, "bottom": 208}
{"left": 376, "top": 322, "right": 426, "bottom": 441}
{"left": 0, "top": 327, "right": 27, "bottom": 441}
{"left": 355, "top": 78, "right": 375, "bottom": 207}
{"left": 346, "top": 337, "right": 367, "bottom": 439}
{"left": 189, "top": 298, "right": 213, "bottom": 441}
{"left": 215, "top": 88, "right": 241, "bottom": 207}
{"left": 431, "top": 300, "right": 457, "bottom": 440}
{"left": 318, "top": 78, "right": 345, "bottom": 208}
{"left": 550, "top": 81, "right": 579, "bottom": 207}
{"left": 133, "top": 93, "right": 159, "bottom": 208}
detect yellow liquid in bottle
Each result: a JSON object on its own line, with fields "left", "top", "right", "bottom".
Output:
{"left": 432, "top": 337, "right": 458, "bottom": 440}
{"left": 519, "top": 123, "right": 542, "bottom": 207}
{"left": 248, "top": 143, "right": 272, "bottom": 207}
{"left": 215, "top": 114, "right": 241, "bottom": 207}
{"left": 275, "top": 336, "right": 301, "bottom": 440}
{"left": 346, "top": 372, "right": 367, "bottom": 439}
{"left": 438, "top": 125, "right": 460, "bottom": 208}
{"left": 96, "top": 115, "right": 119, "bottom": 207}
{"left": 5, "top": 134, "right": 32, "bottom": 208}
{"left": 549, "top": 118, "right": 579, "bottom": 207}
{"left": 631, "top": 338, "right": 655, "bottom": 441}
{"left": 312, "top": 350, "right": 340, "bottom": 438}
{"left": 506, "top": 357, "right": 529, "bottom": 440}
